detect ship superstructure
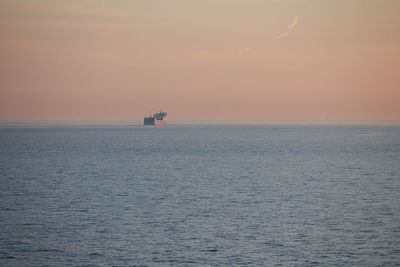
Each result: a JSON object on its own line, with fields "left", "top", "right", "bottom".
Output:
{"left": 144, "top": 110, "right": 167, "bottom": 125}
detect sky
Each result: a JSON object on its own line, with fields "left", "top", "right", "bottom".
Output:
{"left": 0, "top": 0, "right": 399, "bottom": 121}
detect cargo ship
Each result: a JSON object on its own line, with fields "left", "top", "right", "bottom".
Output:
{"left": 144, "top": 110, "right": 167, "bottom": 125}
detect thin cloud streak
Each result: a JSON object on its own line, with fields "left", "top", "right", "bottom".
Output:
{"left": 272, "top": 16, "right": 298, "bottom": 40}
{"left": 238, "top": 47, "right": 252, "bottom": 56}
{"left": 273, "top": 32, "right": 289, "bottom": 40}
{"left": 288, "top": 16, "right": 298, "bottom": 30}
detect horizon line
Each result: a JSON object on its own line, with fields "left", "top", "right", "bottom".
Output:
{"left": 1, "top": 120, "right": 400, "bottom": 126}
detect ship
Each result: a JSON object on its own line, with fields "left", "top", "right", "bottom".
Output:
{"left": 144, "top": 110, "right": 167, "bottom": 125}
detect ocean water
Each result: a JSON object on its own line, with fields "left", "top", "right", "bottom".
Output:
{"left": 0, "top": 124, "right": 399, "bottom": 266}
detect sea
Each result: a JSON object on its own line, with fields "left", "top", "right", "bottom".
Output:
{"left": 0, "top": 123, "right": 399, "bottom": 266}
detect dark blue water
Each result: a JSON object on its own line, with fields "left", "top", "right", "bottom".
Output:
{"left": 1, "top": 124, "right": 399, "bottom": 266}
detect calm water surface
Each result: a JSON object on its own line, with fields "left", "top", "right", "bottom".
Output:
{"left": 0, "top": 124, "right": 399, "bottom": 266}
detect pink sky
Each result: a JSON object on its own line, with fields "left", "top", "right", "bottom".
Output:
{"left": 0, "top": 0, "right": 399, "bottom": 121}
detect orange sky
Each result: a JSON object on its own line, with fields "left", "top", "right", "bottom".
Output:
{"left": 0, "top": 0, "right": 399, "bottom": 121}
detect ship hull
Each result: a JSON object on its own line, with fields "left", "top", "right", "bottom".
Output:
{"left": 144, "top": 114, "right": 167, "bottom": 125}
{"left": 144, "top": 117, "right": 155, "bottom": 125}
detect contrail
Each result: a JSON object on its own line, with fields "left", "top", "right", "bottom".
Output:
{"left": 239, "top": 15, "right": 299, "bottom": 52}
{"left": 238, "top": 47, "right": 252, "bottom": 56}
{"left": 272, "top": 16, "right": 298, "bottom": 40}
{"left": 273, "top": 32, "right": 289, "bottom": 40}
{"left": 288, "top": 16, "right": 298, "bottom": 30}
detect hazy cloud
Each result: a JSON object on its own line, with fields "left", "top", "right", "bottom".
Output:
{"left": 0, "top": 19, "right": 136, "bottom": 31}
